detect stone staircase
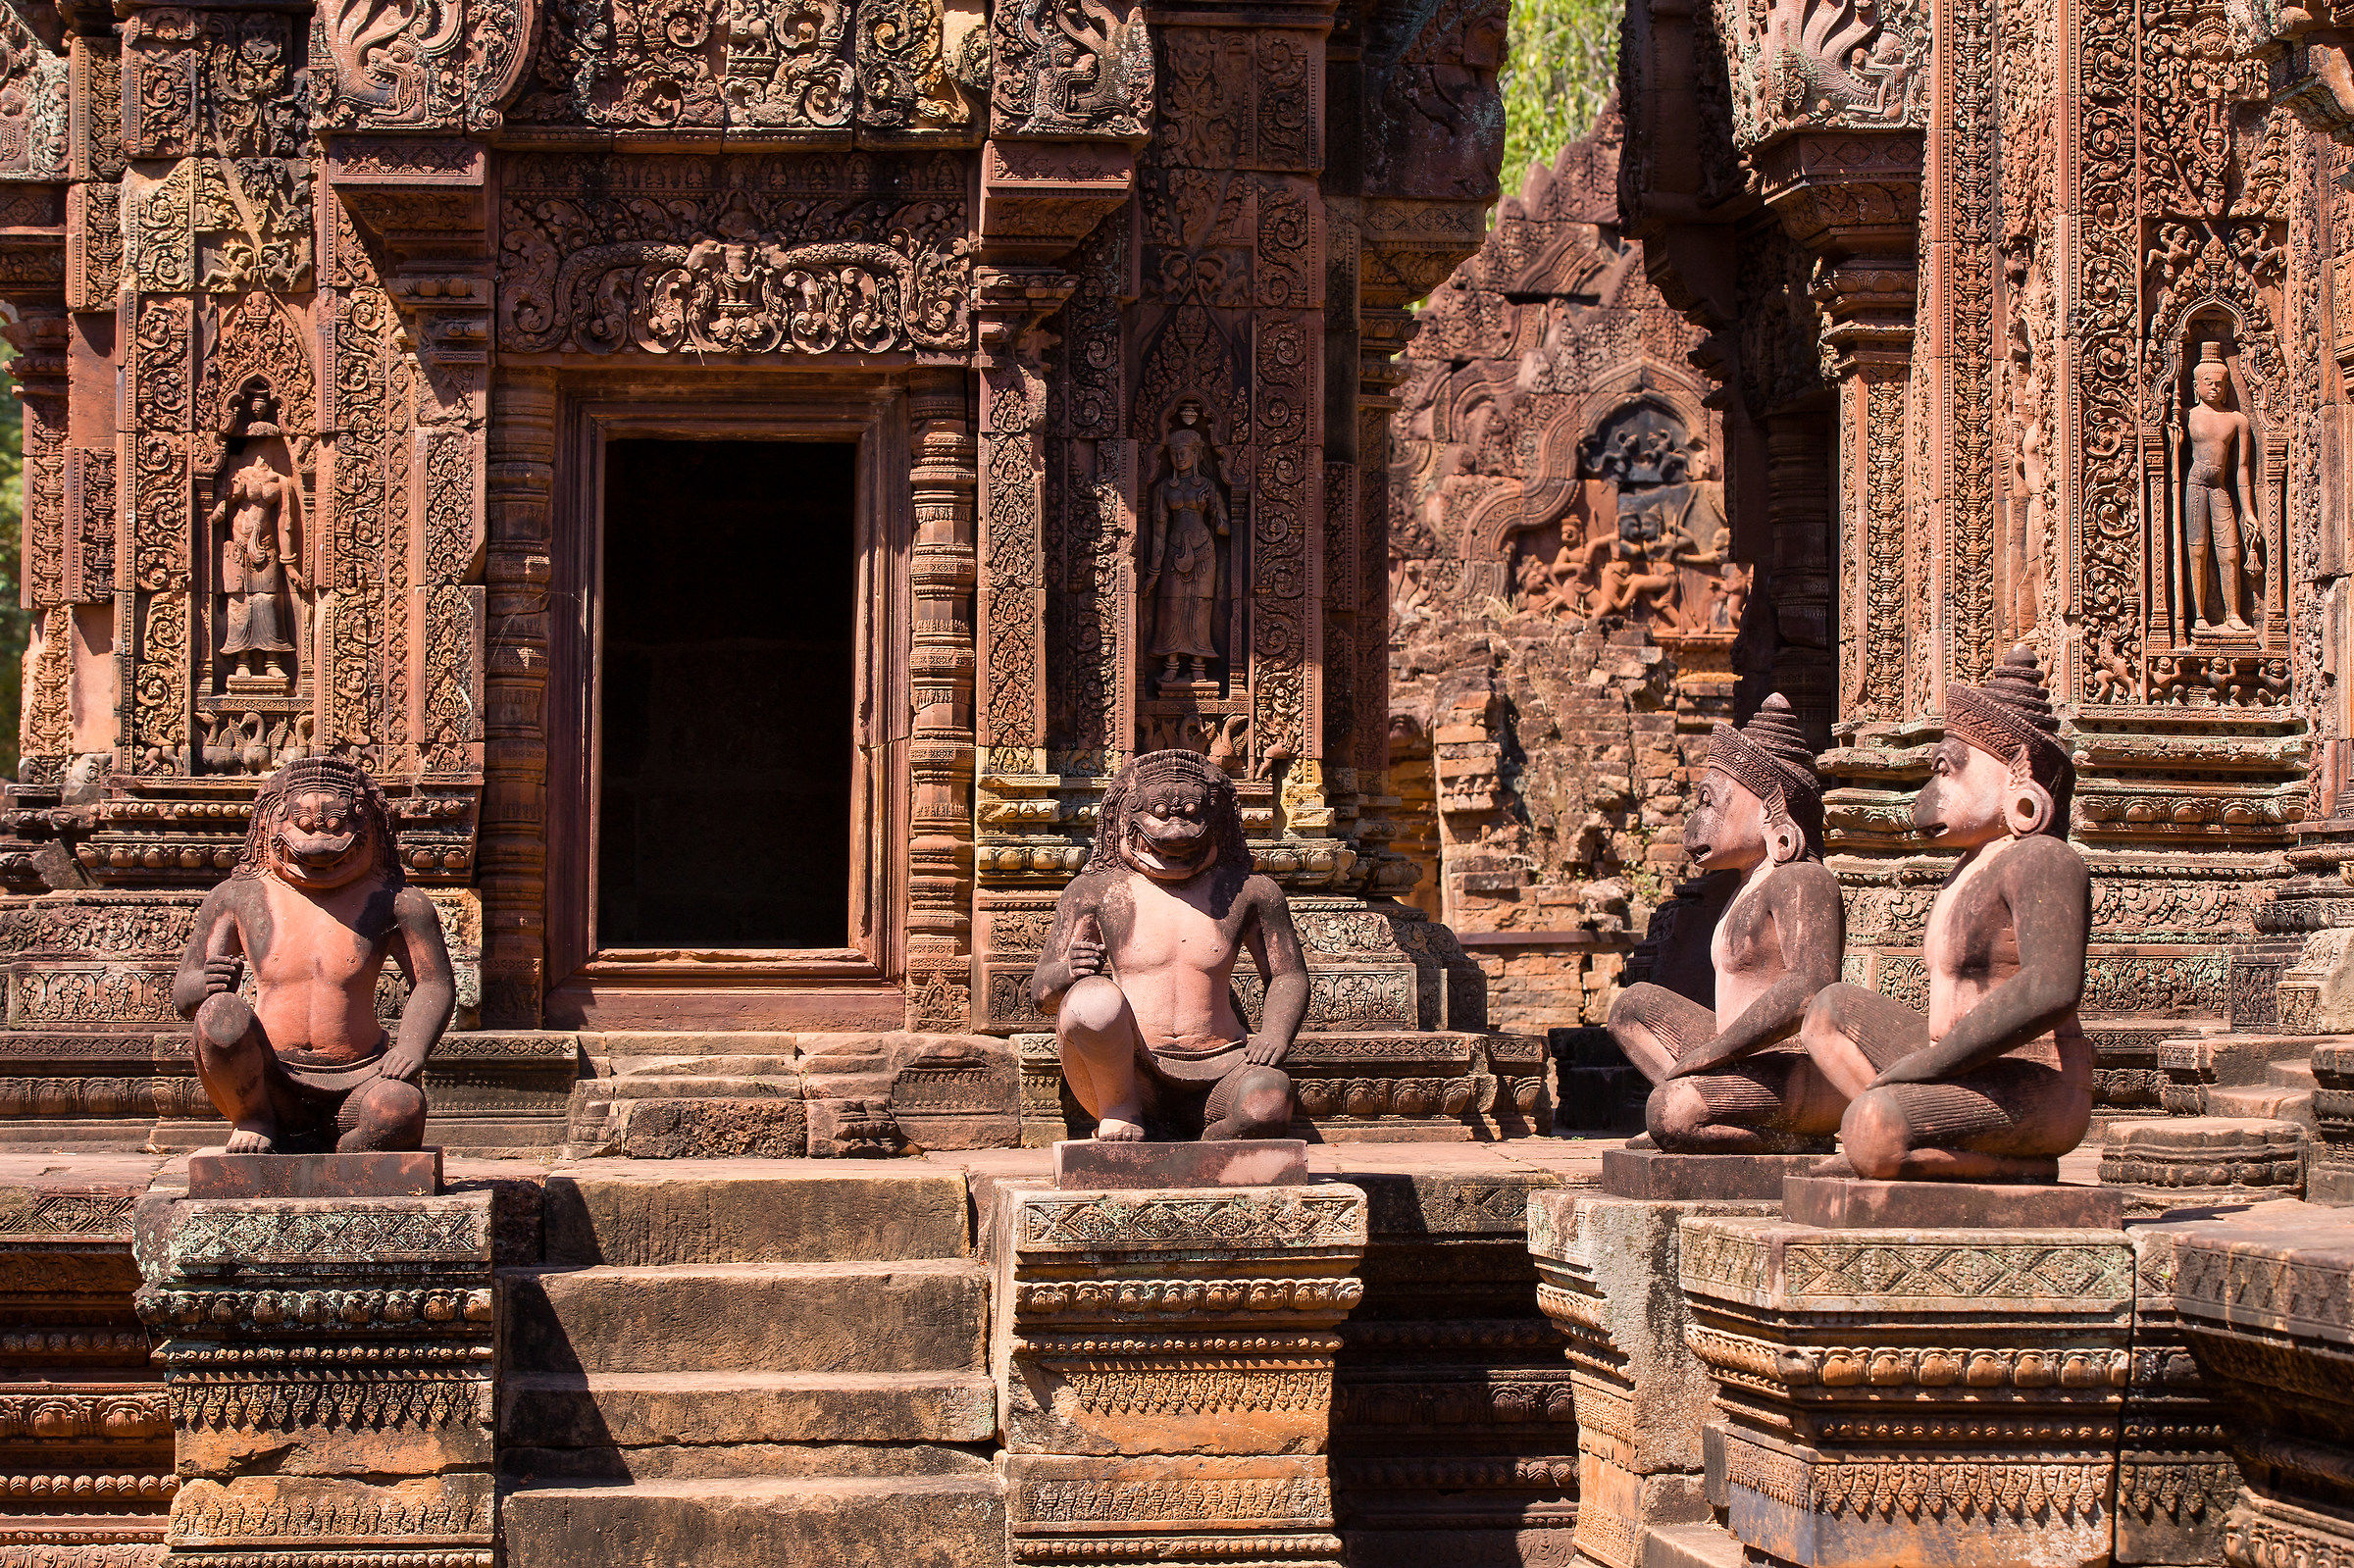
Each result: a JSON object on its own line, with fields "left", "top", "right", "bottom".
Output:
{"left": 497, "top": 1164, "right": 1004, "bottom": 1568}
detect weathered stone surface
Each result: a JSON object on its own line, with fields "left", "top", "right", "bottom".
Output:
{"left": 1779, "top": 1176, "right": 2124, "bottom": 1232}
{"left": 614, "top": 1097, "right": 807, "bottom": 1159}
{"left": 187, "top": 1148, "right": 443, "bottom": 1198}
{"left": 502, "top": 1474, "right": 1007, "bottom": 1568}
{"left": 499, "top": 1369, "right": 998, "bottom": 1448}
{"left": 539, "top": 1166, "right": 972, "bottom": 1265}
{"left": 1530, "top": 1190, "right": 1773, "bottom": 1568}
{"left": 1053, "top": 1138, "right": 1308, "bottom": 1189}
{"left": 1602, "top": 1149, "right": 1819, "bottom": 1201}
{"left": 1004, "top": 1453, "right": 1339, "bottom": 1565}
{"left": 504, "top": 1260, "right": 989, "bottom": 1375}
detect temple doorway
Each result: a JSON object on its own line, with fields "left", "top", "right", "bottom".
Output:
{"left": 594, "top": 438, "right": 859, "bottom": 950}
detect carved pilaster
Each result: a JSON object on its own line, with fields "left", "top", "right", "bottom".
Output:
{"left": 975, "top": 265, "right": 1074, "bottom": 776}
{"left": 906, "top": 368, "right": 979, "bottom": 1031}
{"left": 482, "top": 369, "right": 554, "bottom": 1028}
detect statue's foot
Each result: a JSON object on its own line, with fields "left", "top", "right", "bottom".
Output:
{"left": 1810, "top": 1153, "right": 1858, "bottom": 1178}
{"left": 225, "top": 1122, "right": 279, "bottom": 1154}
{"left": 1095, "top": 1116, "right": 1148, "bottom": 1142}
{"left": 2225, "top": 615, "right": 2253, "bottom": 632}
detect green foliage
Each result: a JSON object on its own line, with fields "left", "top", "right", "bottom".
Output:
{"left": 0, "top": 347, "right": 23, "bottom": 783}
{"left": 1499, "top": 0, "right": 1622, "bottom": 198}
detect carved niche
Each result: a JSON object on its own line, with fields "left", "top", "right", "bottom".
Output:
{"left": 494, "top": 153, "right": 974, "bottom": 356}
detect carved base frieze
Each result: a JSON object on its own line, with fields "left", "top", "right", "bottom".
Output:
{"left": 995, "top": 1183, "right": 1367, "bottom": 1568}
{"left": 1680, "top": 1215, "right": 2135, "bottom": 1568}
{"left": 135, "top": 1193, "right": 496, "bottom": 1568}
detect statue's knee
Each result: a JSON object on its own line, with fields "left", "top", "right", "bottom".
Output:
{"left": 1057, "top": 975, "right": 1129, "bottom": 1041}
{"left": 1646, "top": 1079, "right": 1709, "bottom": 1145}
{"left": 1801, "top": 986, "right": 1855, "bottom": 1053}
{"left": 1840, "top": 1089, "right": 1911, "bottom": 1181}
{"left": 1229, "top": 1067, "right": 1294, "bottom": 1135}
{"left": 341, "top": 1079, "right": 427, "bottom": 1150}
{"left": 194, "top": 992, "right": 257, "bottom": 1053}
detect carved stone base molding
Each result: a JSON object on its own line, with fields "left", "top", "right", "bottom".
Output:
{"left": 1011, "top": 1030, "right": 1548, "bottom": 1147}
{"left": 0, "top": 1162, "right": 171, "bottom": 1567}
{"left": 133, "top": 1191, "right": 497, "bottom": 1568}
{"left": 1679, "top": 1210, "right": 2136, "bottom": 1568}
{"left": 2099, "top": 1117, "right": 2308, "bottom": 1215}
{"left": 991, "top": 1183, "right": 1368, "bottom": 1568}
{"left": 2156, "top": 1202, "right": 2354, "bottom": 1568}
{"left": 1528, "top": 1189, "right": 1775, "bottom": 1568}
{"left": 2315, "top": 1043, "right": 2354, "bottom": 1204}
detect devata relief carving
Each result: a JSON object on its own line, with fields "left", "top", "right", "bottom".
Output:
{"left": 1144, "top": 423, "right": 1230, "bottom": 688}
{"left": 1030, "top": 751, "right": 1305, "bottom": 1140}
{"left": 209, "top": 382, "right": 308, "bottom": 695}
{"left": 1799, "top": 648, "right": 2091, "bottom": 1181}
{"left": 171, "top": 759, "right": 457, "bottom": 1153}
{"left": 2179, "top": 340, "right": 2263, "bottom": 634}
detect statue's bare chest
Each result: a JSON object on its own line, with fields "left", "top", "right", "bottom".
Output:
{"left": 251, "top": 878, "right": 386, "bottom": 987}
{"left": 1113, "top": 872, "right": 1243, "bottom": 975}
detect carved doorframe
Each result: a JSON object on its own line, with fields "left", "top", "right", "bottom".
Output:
{"left": 543, "top": 375, "right": 917, "bottom": 1030}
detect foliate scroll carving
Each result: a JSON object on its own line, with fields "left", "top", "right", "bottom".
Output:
{"left": 311, "top": 0, "right": 540, "bottom": 132}
{"left": 123, "top": 10, "right": 308, "bottom": 162}
{"left": 0, "top": 10, "right": 67, "bottom": 181}
{"left": 854, "top": 0, "right": 972, "bottom": 137}
{"left": 989, "top": 0, "right": 1151, "bottom": 139}
{"left": 125, "top": 157, "right": 314, "bottom": 294}
{"left": 1716, "top": 0, "right": 1931, "bottom": 150}
{"left": 494, "top": 156, "right": 972, "bottom": 355}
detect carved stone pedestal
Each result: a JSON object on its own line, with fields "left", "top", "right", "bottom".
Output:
{"left": 1528, "top": 1187, "right": 1777, "bottom": 1568}
{"left": 2099, "top": 1117, "right": 2307, "bottom": 1214}
{"left": 132, "top": 1191, "right": 496, "bottom": 1568}
{"left": 992, "top": 1183, "right": 1367, "bottom": 1567}
{"left": 1679, "top": 1209, "right": 2135, "bottom": 1568}
{"left": 2153, "top": 1201, "right": 2354, "bottom": 1568}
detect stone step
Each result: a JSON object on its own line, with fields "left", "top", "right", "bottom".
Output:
{"left": 577, "top": 1076, "right": 800, "bottom": 1100}
{"left": 2270, "top": 1059, "right": 2318, "bottom": 1090}
{"left": 500, "top": 1370, "right": 998, "bottom": 1449}
{"left": 500, "top": 1473, "right": 1005, "bottom": 1568}
{"left": 607, "top": 1056, "right": 805, "bottom": 1078}
{"left": 502, "top": 1262, "right": 989, "bottom": 1374}
{"left": 2207, "top": 1084, "right": 2309, "bottom": 1120}
{"left": 1644, "top": 1522, "right": 1744, "bottom": 1568}
{"left": 540, "top": 1164, "right": 972, "bottom": 1265}
{"left": 502, "top": 1441, "right": 997, "bottom": 1486}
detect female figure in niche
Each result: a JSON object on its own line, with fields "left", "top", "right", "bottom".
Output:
{"left": 1143, "top": 428, "right": 1228, "bottom": 685}
{"left": 212, "top": 393, "right": 305, "bottom": 688}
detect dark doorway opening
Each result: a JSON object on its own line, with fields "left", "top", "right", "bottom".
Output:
{"left": 597, "top": 439, "right": 857, "bottom": 949}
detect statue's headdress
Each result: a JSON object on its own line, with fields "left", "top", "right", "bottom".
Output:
{"left": 1705, "top": 693, "right": 1823, "bottom": 859}
{"left": 1089, "top": 749, "right": 1252, "bottom": 875}
{"left": 235, "top": 755, "right": 402, "bottom": 884}
{"left": 1945, "top": 642, "right": 2074, "bottom": 836}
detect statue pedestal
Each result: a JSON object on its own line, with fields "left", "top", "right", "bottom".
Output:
{"left": 1051, "top": 1138, "right": 1308, "bottom": 1189}
{"left": 1678, "top": 1203, "right": 2134, "bottom": 1568}
{"left": 187, "top": 1147, "right": 444, "bottom": 1198}
{"left": 135, "top": 1190, "right": 496, "bottom": 1568}
{"left": 1528, "top": 1185, "right": 1781, "bottom": 1568}
{"left": 993, "top": 1182, "right": 1367, "bottom": 1567}
{"left": 1603, "top": 1147, "right": 1822, "bottom": 1200}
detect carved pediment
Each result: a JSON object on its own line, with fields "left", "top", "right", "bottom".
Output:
{"left": 0, "top": 1, "right": 65, "bottom": 182}
{"left": 1714, "top": 0, "right": 1931, "bottom": 151}
{"left": 989, "top": 0, "right": 1151, "bottom": 141}
{"left": 503, "top": 0, "right": 981, "bottom": 141}
{"left": 313, "top": 0, "right": 539, "bottom": 132}
{"left": 494, "top": 153, "right": 972, "bottom": 355}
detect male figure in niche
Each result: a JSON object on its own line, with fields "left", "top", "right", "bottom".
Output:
{"left": 2184, "top": 341, "right": 2259, "bottom": 633}
{"left": 1799, "top": 644, "right": 2092, "bottom": 1181}
{"left": 172, "top": 757, "right": 455, "bottom": 1153}
{"left": 1030, "top": 750, "right": 1304, "bottom": 1141}
{"left": 1607, "top": 695, "right": 1849, "bottom": 1151}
